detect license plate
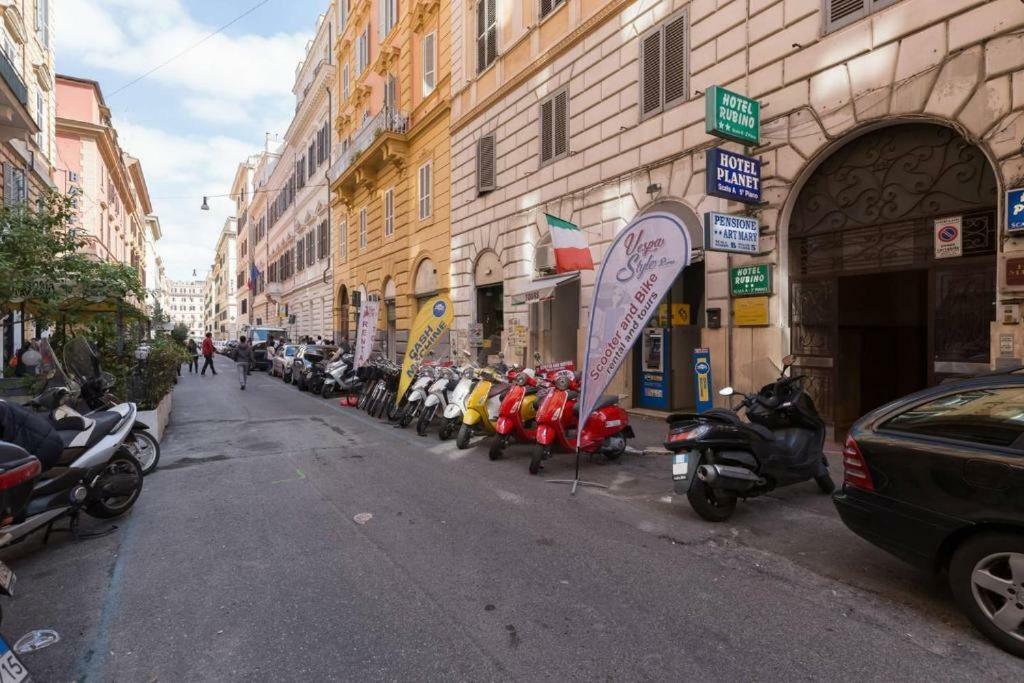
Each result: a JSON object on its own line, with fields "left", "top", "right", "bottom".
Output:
{"left": 0, "top": 563, "right": 14, "bottom": 597}
{"left": 672, "top": 452, "right": 691, "bottom": 481}
{"left": 0, "top": 637, "right": 28, "bottom": 683}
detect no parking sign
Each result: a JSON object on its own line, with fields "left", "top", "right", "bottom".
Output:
{"left": 934, "top": 216, "right": 962, "bottom": 259}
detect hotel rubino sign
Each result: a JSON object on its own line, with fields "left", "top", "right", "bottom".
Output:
{"left": 706, "top": 148, "right": 762, "bottom": 204}
{"left": 705, "top": 86, "right": 761, "bottom": 146}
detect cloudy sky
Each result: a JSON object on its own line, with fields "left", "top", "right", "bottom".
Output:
{"left": 59, "top": 0, "right": 328, "bottom": 280}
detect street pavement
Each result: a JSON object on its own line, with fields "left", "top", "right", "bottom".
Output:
{"left": 1, "top": 358, "right": 1021, "bottom": 681}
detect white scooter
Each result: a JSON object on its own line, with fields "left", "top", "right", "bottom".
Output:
{"left": 417, "top": 366, "right": 459, "bottom": 436}
{"left": 397, "top": 364, "right": 436, "bottom": 428}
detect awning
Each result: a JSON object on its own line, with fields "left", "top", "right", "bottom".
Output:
{"left": 511, "top": 273, "right": 579, "bottom": 306}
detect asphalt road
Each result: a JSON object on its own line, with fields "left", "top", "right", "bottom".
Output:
{"left": 2, "top": 359, "right": 1021, "bottom": 681}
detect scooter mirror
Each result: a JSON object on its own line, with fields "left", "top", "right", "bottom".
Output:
{"left": 782, "top": 354, "right": 794, "bottom": 368}
{"left": 533, "top": 352, "right": 542, "bottom": 362}
{"left": 719, "top": 387, "right": 735, "bottom": 397}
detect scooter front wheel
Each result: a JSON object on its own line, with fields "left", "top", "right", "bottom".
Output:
{"left": 399, "top": 404, "right": 418, "bottom": 428}
{"left": 455, "top": 424, "right": 473, "bottom": 450}
{"left": 529, "top": 446, "right": 550, "bottom": 475}
{"left": 416, "top": 405, "right": 436, "bottom": 436}
{"left": 439, "top": 419, "right": 456, "bottom": 441}
{"left": 686, "top": 478, "right": 737, "bottom": 522}
{"left": 86, "top": 450, "right": 144, "bottom": 519}
{"left": 489, "top": 434, "right": 510, "bottom": 461}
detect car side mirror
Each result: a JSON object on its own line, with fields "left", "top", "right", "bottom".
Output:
{"left": 719, "top": 387, "right": 735, "bottom": 397}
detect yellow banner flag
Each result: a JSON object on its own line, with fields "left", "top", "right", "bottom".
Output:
{"left": 396, "top": 296, "right": 454, "bottom": 405}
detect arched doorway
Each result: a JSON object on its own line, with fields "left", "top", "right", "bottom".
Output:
{"left": 788, "top": 123, "right": 998, "bottom": 434}
{"left": 474, "top": 251, "right": 503, "bottom": 363}
{"left": 632, "top": 200, "right": 705, "bottom": 410}
{"left": 338, "top": 285, "right": 350, "bottom": 342}
{"left": 383, "top": 278, "right": 397, "bottom": 361}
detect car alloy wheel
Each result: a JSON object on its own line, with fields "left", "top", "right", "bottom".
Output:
{"left": 970, "top": 551, "right": 1024, "bottom": 643}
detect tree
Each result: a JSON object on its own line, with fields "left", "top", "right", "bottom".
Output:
{"left": 170, "top": 323, "right": 189, "bottom": 343}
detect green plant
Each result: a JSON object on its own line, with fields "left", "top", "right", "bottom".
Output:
{"left": 170, "top": 323, "right": 189, "bottom": 344}
{"left": 128, "top": 336, "right": 187, "bottom": 410}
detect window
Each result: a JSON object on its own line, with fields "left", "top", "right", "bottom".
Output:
{"left": 308, "top": 142, "right": 316, "bottom": 176}
{"left": 883, "top": 387, "right": 1024, "bottom": 448}
{"left": 359, "top": 208, "right": 367, "bottom": 249}
{"left": 307, "top": 230, "right": 316, "bottom": 264}
{"left": 418, "top": 162, "right": 432, "bottom": 219}
{"left": 317, "top": 220, "right": 330, "bottom": 259}
{"left": 379, "top": 0, "right": 397, "bottom": 39}
{"left": 3, "top": 162, "right": 26, "bottom": 205}
{"left": 539, "top": 88, "right": 569, "bottom": 165}
{"left": 36, "top": 0, "right": 49, "bottom": 47}
{"left": 539, "top": 0, "right": 566, "bottom": 20}
{"left": 421, "top": 32, "right": 436, "bottom": 96}
{"left": 476, "top": 0, "right": 497, "bottom": 74}
{"left": 356, "top": 27, "right": 370, "bottom": 75}
{"left": 241, "top": 299, "right": 247, "bottom": 314}
{"left": 296, "top": 237, "right": 306, "bottom": 271}
{"left": 35, "top": 92, "right": 44, "bottom": 151}
{"left": 824, "top": 0, "right": 900, "bottom": 34}
{"left": 640, "top": 9, "right": 689, "bottom": 120}
{"left": 339, "top": 0, "right": 348, "bottom": 30}
{"left": 339, "top": 220, "right": 348, "bottom": 260}
{"left": 385, "top": 73, "right": 398, "bottom": 111}
{"left": 384, "top": 188, "right": 394, "bottom": 236}
{"left": 297, "top": 157, "right": 306, "bottom": 189}
{"left": 476, "top": 134, "right": 496, "bottom": 194}
{"left": 343, "top": 64, "right": 350, "bottom": 100}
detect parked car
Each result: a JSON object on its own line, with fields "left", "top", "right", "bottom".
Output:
{"left": 272, "top": 344, "right": 299, "bottom": 379}
{"left": 292, "top": 346, "right": 337, "bottom": 391}
{"left": 833, "top": 372, "right": 1024, "bottom": 658}
{"left": 220, "top": 340, "right": 238, "bottom": 356}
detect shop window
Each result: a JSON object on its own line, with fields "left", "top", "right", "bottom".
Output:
{"left": 640, "top": 9, "right": 689, "bottom": 120}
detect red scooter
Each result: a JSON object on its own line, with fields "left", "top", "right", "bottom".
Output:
{"left": 531, "top": 369, "right": 634, "bottom": 475}
{"left": 490, "top": 362, "right": 551, "bottom": 461}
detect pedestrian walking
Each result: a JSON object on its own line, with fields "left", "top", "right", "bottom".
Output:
{"left": 200, "top": 332, "right": 217, "bottom": 375}
{"left": 316, "top": 335, "right": 324, "bottom": 346}
{"left": 235, "top": 336, "right": 253, "bottom": 390}
{"left": 186, "top": 338, "right": 199, "bottom": 373}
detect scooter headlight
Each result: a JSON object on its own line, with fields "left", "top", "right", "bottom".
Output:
{"left": 555, "top": 375, "right": 570, "bottom": 391}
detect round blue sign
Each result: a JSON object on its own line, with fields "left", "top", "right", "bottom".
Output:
{"left": 432, "top": 301, "right": 447, "bottom": 318}
{"left": 695, "top": 361, "right": 711, "bottom": 374}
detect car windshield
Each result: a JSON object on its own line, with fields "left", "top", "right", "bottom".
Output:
{"left": 285, "top": 346, "right": 297, "bottom": 357}
{"left": 250, "top": 329, "right": 285, "bottom": 342}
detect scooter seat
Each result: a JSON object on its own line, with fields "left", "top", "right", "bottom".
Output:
{"left": 572, "top": 395, "right": 619, "bottom": 415}
{"left": 701, "top": 408, "right": 775, "bottom": 441}
{"left": 57, "top": 411, "right": 121, "bottom": 449}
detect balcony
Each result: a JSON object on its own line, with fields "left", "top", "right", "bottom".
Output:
{"left": 327, "top": 107, "right": 409, "bottom": 201}
{"left": 0, "top": 47, "right": 33, "bottom": 142}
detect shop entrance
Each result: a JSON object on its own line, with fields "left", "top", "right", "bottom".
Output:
{"left": 789, "top": 123, "right": 998, "bottom": 436}
{"left": 476, "top": 284, "right": 503, "bottom": 363}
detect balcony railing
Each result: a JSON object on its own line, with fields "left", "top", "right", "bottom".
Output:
{"left": 327, "top": 107, "right": 408, "bottom": 183}
{"left": 0, "top": 48, "right": 27, "bottom": 105}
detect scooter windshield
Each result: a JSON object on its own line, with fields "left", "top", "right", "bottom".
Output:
{"left": 63, "top": 337, "right": 101, "bottom": 384}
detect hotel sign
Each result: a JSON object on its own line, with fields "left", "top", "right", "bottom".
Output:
{"left": 706, "top": 148, "right": 762, "bottom": 204}
{"left": 730, "top": 264, "right": 772, "bottom": 297}
{"left": 704, "top": 212, "right": 760, "bottom": 254}
{"left": 706, "top": 86, "right": 760, "bottom": 146}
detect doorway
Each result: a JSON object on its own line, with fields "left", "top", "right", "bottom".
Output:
{"left": 476, "top": 284, "right": 503, "bottom": 363}
{"left": 836, "top": 270, "right": 927, "bottom": 429}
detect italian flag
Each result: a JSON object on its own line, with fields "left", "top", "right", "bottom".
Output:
{"left": 545, "top": 214, "right": 594, "bottom": 273}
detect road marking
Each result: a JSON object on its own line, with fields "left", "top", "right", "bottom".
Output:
{"left": 272, "top": 468, "right": 307, "bottom": 484}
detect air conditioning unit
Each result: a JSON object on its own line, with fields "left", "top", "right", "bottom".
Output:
{"left": 535, "top": 244, "right": 556, "bottom": 274}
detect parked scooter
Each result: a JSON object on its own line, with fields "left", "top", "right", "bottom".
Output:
{"left": 440, "top": 353, "right": 478, "bottom": 441}
{"left": 456, "top": 358, "right": 509, "bottom": 449}
{"left": 398, "top": 362, "right": 440, "bottom": 428}
{"left": 664, "top": 356, "right": 834, "bottom": 522}
{"left": 1, "top": 340, "right": 145, "bottom": 545}
{"left": 490, "top": 354, "right": 549, "bottom": 461}
{"left": 322, "top": 353, "right": 363, "bottom": 403}
{"left": 531, "top": 367, "right": 634, "bottom": 475}
{"left": 417, "top": 365, "right": 459, "bottom": 436}
{"left": 64, "top": 338, "right": 160, "bottom": 475}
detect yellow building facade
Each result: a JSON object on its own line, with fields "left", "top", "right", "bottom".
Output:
{"left": 329, "top": 0, "right": 451, "bottom": 358}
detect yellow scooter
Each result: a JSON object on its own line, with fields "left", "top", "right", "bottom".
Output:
{"left": 456, "top": 366, "right": 508, "bottom": 450}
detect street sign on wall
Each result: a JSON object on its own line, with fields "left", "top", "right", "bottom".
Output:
{"left": 704, "top": 212, "right": 760, "bottom": 254}
{"left": 933, "top": 216, "right": 962, "bottom": 259}
{"left": 705, "top": 86, "right": 761, "bottom": 146}
{"left": 1007, "top": 258, "right": 1024, "bottom": 287}
{"left": 730, "top": 264, "right": 772, "bottom": 297}
{"left": 706, "top": 148, "right": 761, "bottom": 204}
{"left": 1008, "top": 188, "right": 1024, "bottom": 233}
{"left": 693, "top": 348, "right": 713, "bottom": 414}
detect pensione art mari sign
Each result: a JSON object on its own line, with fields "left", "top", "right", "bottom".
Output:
{"left": 705, "top": 86, "right": 761, "bottom": 146}
{"left": 704, "top": 212, "right": 760, "bottom": 254}
{"left": 706, "top": 148, "right": 762, "bottom": 204}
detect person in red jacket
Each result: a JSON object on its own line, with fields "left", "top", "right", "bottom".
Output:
{"left": 200, "top": 332, "right": 217, "bottom": 376}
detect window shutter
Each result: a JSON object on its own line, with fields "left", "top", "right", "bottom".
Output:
{"left": 486, "top": 0, "right": 497, "bottom": 66}
{"left": 553, "top": 90, "right": 568, "bottom": 158}
{"left": 540, "top": 0, "right": 554, "bottom": 19}
{"left": 663, "top": 11, "right": 688, "bottom": 108}
{"left": 476, "top": 1, "right": 487, "bottom": 73}
{"left": 540, "top": 99, "right": 553, "bottom": 163}
{"left": 2, "top": 162, "right": 13, "bottom": 205}
{"left": 477, "top": 134, "right": 496, "bottom": 194}
{"left": 640, "top": 29, "right": 662, "bottom": 117}
{"left": 378, "top": 0, "right": 387, "bottom": 40}
{"left": 824, "top": 0, "right": 868, "bottom": 33}
{"left": 422, "top": 33, "right": 436, "bottom": 95}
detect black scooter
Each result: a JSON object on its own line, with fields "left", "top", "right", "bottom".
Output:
{"left": 665, "top": 357, "right": 834, "bottom": 522}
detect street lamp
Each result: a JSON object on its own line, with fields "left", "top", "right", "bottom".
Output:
{"left": 201, "top": 196, "right": 210, "bottom": 211}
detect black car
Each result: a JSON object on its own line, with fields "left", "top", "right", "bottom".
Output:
{"left": 833, "top": 373, "right": 1024, "bottom": 657}
{"left": 291, "top": 346, "right": 337, "bottom": 391}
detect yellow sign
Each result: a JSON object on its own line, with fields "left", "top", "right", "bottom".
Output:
{"left": 734, "top": 296, "right": 770, "bottom": 326}
{"left": 397, "top": 296, "right": 454, "bottom": 404}
{"left": 672, "top": 303, "right": 691, "bottom": 326}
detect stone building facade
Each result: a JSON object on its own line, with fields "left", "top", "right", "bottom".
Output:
{"left": 448, "top": 0, "right": 1024, "bottom": 432}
